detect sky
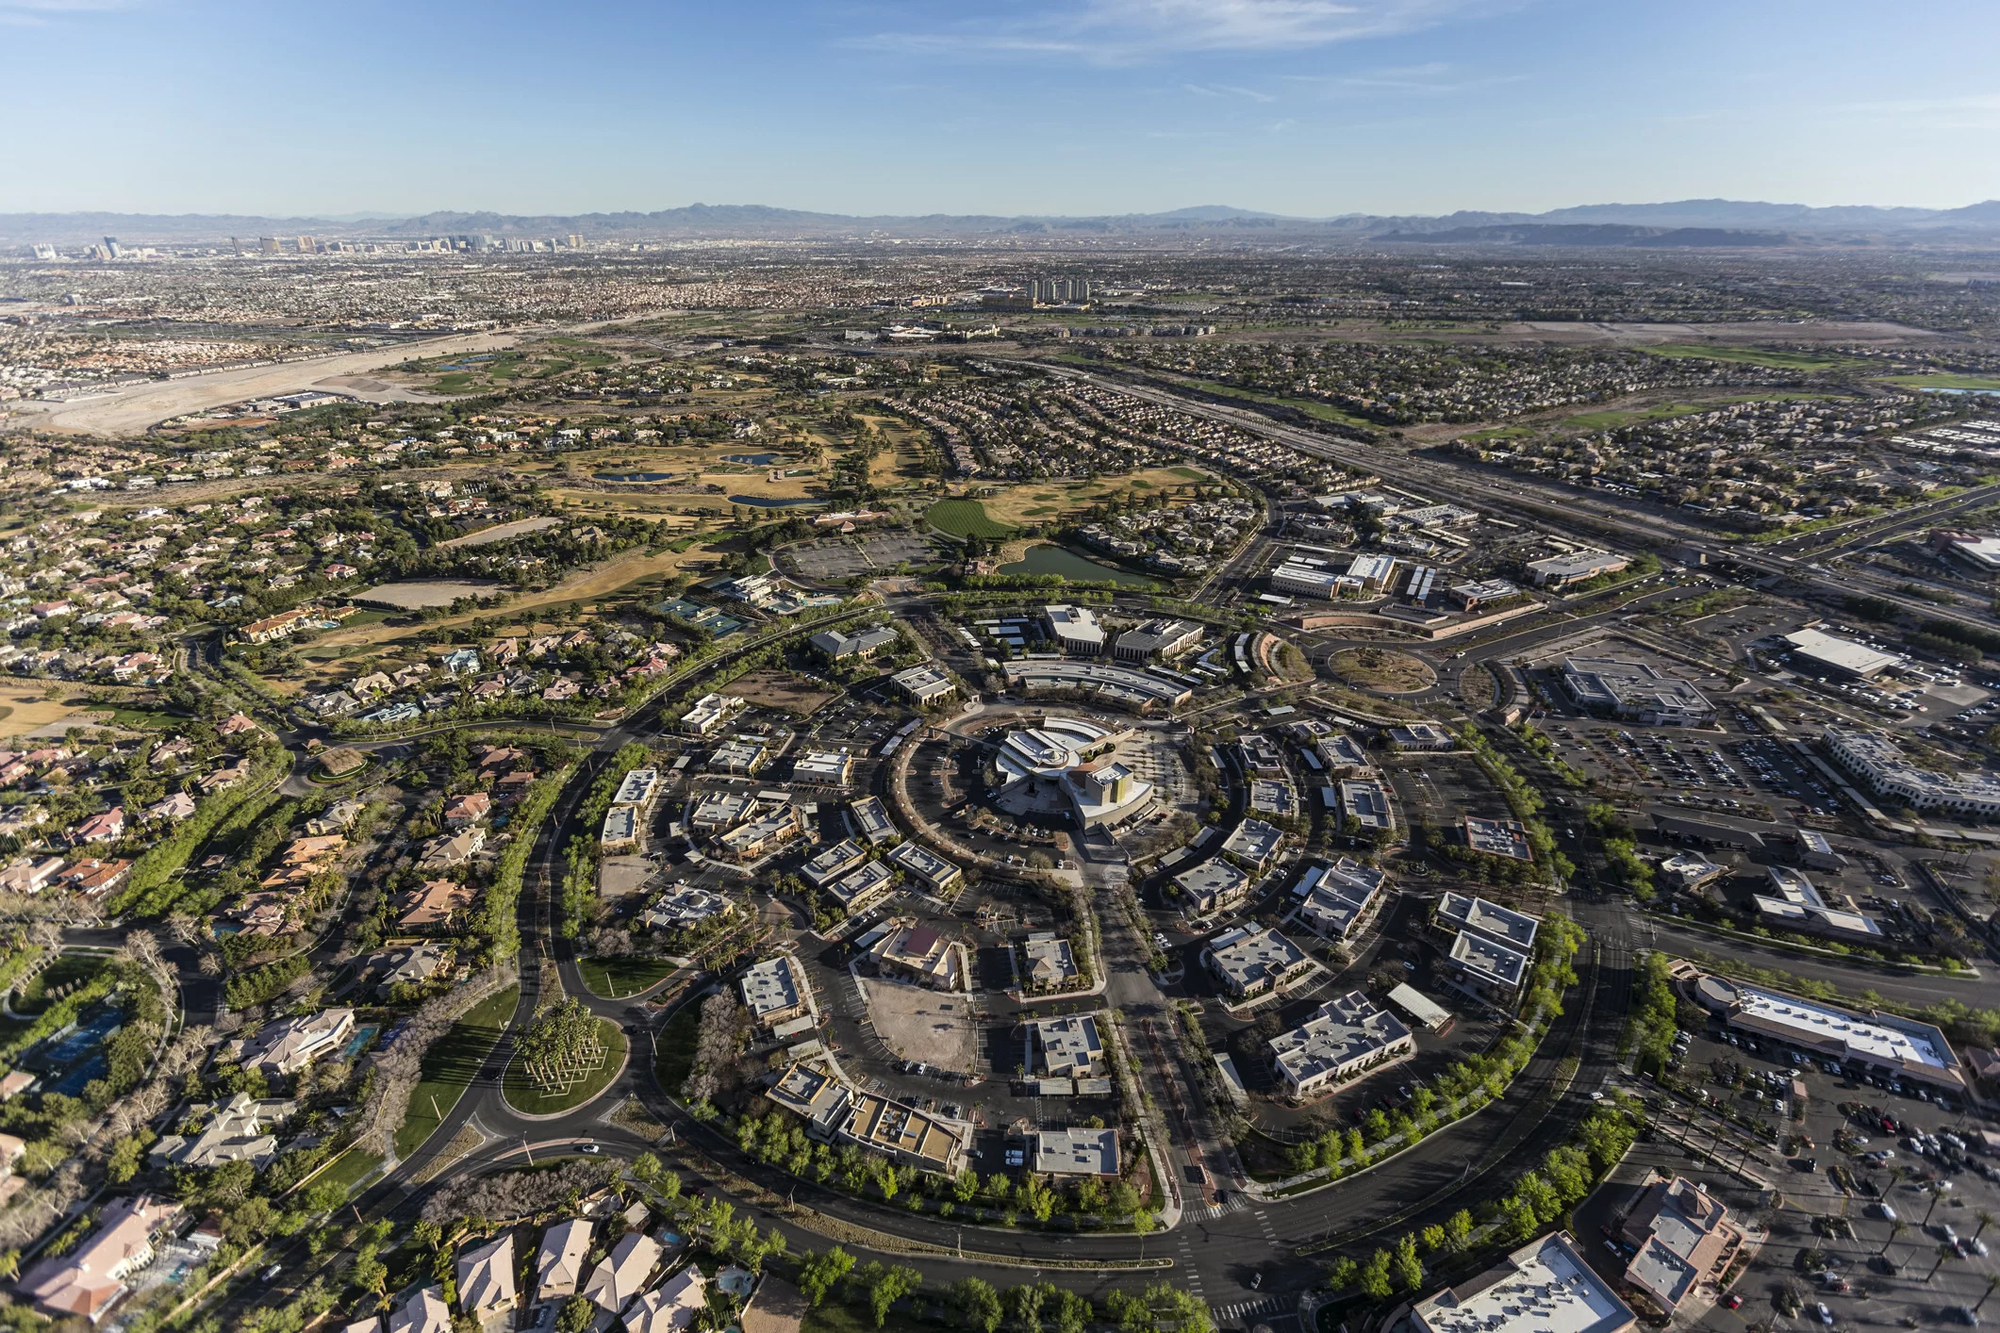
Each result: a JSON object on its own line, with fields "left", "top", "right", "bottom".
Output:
{"left": 3, "top": 0, "right": 1999, "bottom": 218}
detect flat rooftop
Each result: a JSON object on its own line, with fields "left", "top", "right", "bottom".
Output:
{"left": 1706, "top": 977, "right": 1956, "bottom": 1073}
{"left": 1414, "top": 1232, "right": 1634, "bottom": 1333}
{"left": 1438, "top": 891, "right": 1540, "bottom": 950}
{"left": 1785, "top": 627, "right": 1899, "bottom": 677}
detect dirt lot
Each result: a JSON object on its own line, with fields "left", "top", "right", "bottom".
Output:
{"left": 351, "top": 579, "right": 504, "bottom": 610}
{"left": 729, "top": 670, "right": 841, "bottom": 717}
{"left": 858, "top": 976, "right": 978, "bottom": 1075}
{"left": 0, "top": 691, "right": 99, "bottom": 740}
{"left": 6, "top": 330, "right": 521, "bottom": 435}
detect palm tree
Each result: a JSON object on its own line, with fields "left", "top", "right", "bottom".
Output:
{"left": 1883, "top": 1220, "right": 1907, "bottom": 1256}
{"left": 1923, "top": 1184, "right": 1948, "bottom": 1227}
{"left": 1929, "top": 1244, "right": 1956, "bottom": 1284}
{"left": 1976, "top": 1210, "right": 1996, "bottom": 1240}
{"left": 1978, "top": 1277, "right": 2000, "bottom": 1315}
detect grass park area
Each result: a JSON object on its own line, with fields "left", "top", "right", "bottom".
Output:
{"left": 502, "top": 1015, "right": 628, "bottom": 1116}
{"left": 313, "top": 1148, "right": 384, "bottom": 1199}
{"left": 1636, "top": 343, "right": 1857, "bottom": 371}
{"left": 1878, "top": 374, "right": 2000, "bottom": 391}
{"left": 12, "top": 954, "right": 112, "bottom": 1016}
{"left": 926, "top": 498, "right": 1017, "bottom": 539}
{"left": 394, "top": 984, "right": 519, "bottom": 1159}
{"left": 579, "top": 956, "right": 678, "bottom": 1000}
{"left": 652, "top": 1003, "right": 701, "bottom": 1098}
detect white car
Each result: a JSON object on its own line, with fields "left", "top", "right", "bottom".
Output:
{"left": 1817, "top": 1302, "right": 1835, "bottom": 1327}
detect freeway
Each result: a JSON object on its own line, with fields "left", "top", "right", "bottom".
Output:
{"left": 1030, "top": 361, "right": 2000, "bottom": 642}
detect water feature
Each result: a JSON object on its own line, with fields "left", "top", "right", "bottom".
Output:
{"left": 998, "top": 543, "right": 1164, "bottom": 588}
{"left": 722, "top": 452, "right": 783, "bottom": 465}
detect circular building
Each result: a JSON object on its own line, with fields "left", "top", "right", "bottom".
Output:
{"left": 991, "top": 717, "right": 1157, "bottom": 833}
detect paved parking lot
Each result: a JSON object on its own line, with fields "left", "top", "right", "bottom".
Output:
{"left": 1656, "top": 1021, "right": 2000, "bottom": 1332}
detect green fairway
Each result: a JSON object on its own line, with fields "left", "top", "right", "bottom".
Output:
{"left": 579, "top": 956, "right": 677, "bottom": 999}
{"left": 1878, "top": 374, "right": 2000, "bottom": 391}
{"left": 503, "top": 1016, "right": 628, "bottom": 1116}
{"left": 1636, "top": 343, "right": 1854, "bottom": 371}
{"left": 926, "top": 498, "right": 1018, "bottom": 539}
{"left": 394, "top": 984, "right": 519, "bottom": 1158}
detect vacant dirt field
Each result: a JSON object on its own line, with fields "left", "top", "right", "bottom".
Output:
{"left": 352, "top": 579, "right": 505, "bottom": 610}
{"left": 729, "top": 670, "right": 840, "bottom": 717}
{"left": 0, "top": 692, "right": 98, "bottom": 740}
{"left": 8, "top": 330, "right": 521, "bottom": 434}
{"left": 859, "top": 976, "right": 977, "bottom": 1075}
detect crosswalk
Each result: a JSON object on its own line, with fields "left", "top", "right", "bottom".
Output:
{"left": 1212, "top": 1295, "right": 1296, "bottom": 1323}
{"left": 1195, "top": 1192, "right": 1255, "bottom": 1219}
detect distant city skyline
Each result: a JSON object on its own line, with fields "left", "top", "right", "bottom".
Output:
{"left": 3, "top": 0, "right": 1997, "bottom": 217}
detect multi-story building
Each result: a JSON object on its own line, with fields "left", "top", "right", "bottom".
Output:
{"left": 1268, "top": 991, "right": 1415, "bottom": 1100}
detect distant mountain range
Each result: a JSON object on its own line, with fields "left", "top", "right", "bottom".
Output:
{"left": 8, "top": 199, "right": 2000, "bottom": 248}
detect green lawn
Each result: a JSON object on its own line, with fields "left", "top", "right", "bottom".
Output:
{"left": 926, "top": 498, "right": 1017, "bottom": 539}
{"left": 653, "top": 1004, "right": 701, "bottom": 1098}
{"left": 1464, "top": 425, "right": 1534, "bottom": 442}
{"left": 503, "top": 1017, "right": 628, "bottom": 1116}
{"left": 802, "top": 1300, "right": 932, "bottom": 1333}
{"left": 395, "top": 984, "right": 519, "bottom": 1158}
{"left": 1636, "top": 343, "right": 1854, "bottom": 371}
{"left": 579, "top": 956, "right": 677, "bottom": 999}
{"left": 314, "top": 1148, "right": 383, "bottom": 1199}
{"left": 1878, "top": 374, "right": 2000, "bottom": 391}
{"left": 1180, "top": 378, "right": 1377, "bottom": 430}
{"left": 13, "top": 955, "right": 112, "bottom": 1016}
{"left": 1168, "top": 466, "right": 1212, "bottom": 482}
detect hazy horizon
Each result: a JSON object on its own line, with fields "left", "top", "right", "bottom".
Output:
{"left": 4, "top": 0, "right": 1998, "bottom": 220}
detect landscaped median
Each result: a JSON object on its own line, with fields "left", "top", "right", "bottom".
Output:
{"left": 394, "top": 983, "right": 520, "bottom": 1158}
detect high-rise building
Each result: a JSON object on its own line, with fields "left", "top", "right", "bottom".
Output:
{"left": 30, "top": 245, "right": 56, "bottom": 261}
{"left": 101, "top": 237, "right": 123, "bottom": 258}
{"left": 567, "top": 234, "right": 584, "bottom": 249}
{"left": 296, "top": 236, "right": 316, "bottom": 254}
{"left": 260, "top": 236, "right": 283, "bottom": 255}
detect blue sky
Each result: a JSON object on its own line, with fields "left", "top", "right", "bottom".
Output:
{"left": 3, "top": 0, "right": 1998, "bottom": 217}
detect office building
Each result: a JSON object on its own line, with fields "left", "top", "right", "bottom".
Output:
{"left": 1268, "top": 991, "right": 1415, "bottom": 1100}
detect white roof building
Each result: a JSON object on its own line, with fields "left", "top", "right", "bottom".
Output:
{"left": 1824, "top": 725, "right": 2000, "bottom": 815}
{"left": 1413, "top": 1232, "right": 1635, "bottom": 1333}
{"left": 1785, "top": 629, "right": 1899, "bottom": 679}
{"left": 1044, "top": 604, "right": 1106, "bottom": 656}
{"left": 1694, "top": 974, "right": 1967, "bottom": 1093}
{"left": 1269, "top": 991, "right": 1415, "bottom": 1100}
{"left": 1755, "top": 865, "right": 1883, "bottom": 939}
{"left": 239, "top": 1008, "right": 355, "bottom": 1079}
{"left": 1205, "top": 925, "right": 1311, "bottom": 999}
{"left": 1033, "top": 1127, "right": 1119, "bottom": 1176}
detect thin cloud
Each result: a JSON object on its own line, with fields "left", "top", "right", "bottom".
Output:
{"left": 1185, "top": 82, "right": 1278, "bottom": 102}
{"left": 846, "top": 0, "right": 1511, "bottom": 64}
{"left": 1284, "top": 61, "right": 1524, "bottom": 94}
{"left": 1840, "top": 93, "right": 2000, "bottom": 132}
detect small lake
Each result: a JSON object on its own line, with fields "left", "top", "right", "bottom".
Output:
{"left": 998, "top": 543, "right": 1164, "bottom": 588}
{"left": 722, "top": 452, "right": 783, "bottom": 465}
{"left": 729, "top": 494, "right": 822, "bottom": 508}
{"left": 595, "top": 471, "right": 676, "bottom": 482}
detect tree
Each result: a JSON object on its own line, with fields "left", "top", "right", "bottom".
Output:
{"left": 1445, "top": 1208, "right": 1473, "bottom": 1249}
{"left": 1930, "top": 1244, "right": 1957, "bottom": 1283}
{"left": 557, "top": 1296, "right": 596, "bottom": 1333}
{"left": 1011, "top": 1282, "right": 1055, "bottom": 1333}
{"left": 1392, "top": 1235, "right": 1424, "bottom": 1292}
{"left": 1055, "top": 1288, "right": 1093, "bottom": 1333}
{"left": 632, "top": 1153, "right": 662, "bottom": 1187}
{"left": 797, "top": 1247, "right": 854, "bottom": 1307}
{"left": 1420, "top": 1224, "right": 1446, "bottom": 1253}
{"left": 955, "top": 1278, "right": 1004, "bottom": 1333}
{"left": 867, "top": 1264, "right": 922, "bottom": 1328}
{"left": 1328, "top": 1257, "right": 1358, "bottom": 1290}
{"left": 1359, "top": 1249, "right": 1395, "bottom": 1300}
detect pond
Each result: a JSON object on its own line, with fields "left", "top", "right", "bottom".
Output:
{"left": 594, "top": 471, "right": 676, "bottom": 482}
{"left": 721, "top": 452, "right": 783, "bottom": 465}
{"left": 728, "top": 495, "right": 822, "bottom": 508}
{"left": 998, "top": 543, "right": 1164, "bottom": 588}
